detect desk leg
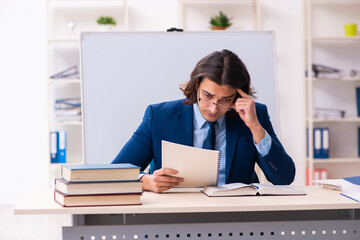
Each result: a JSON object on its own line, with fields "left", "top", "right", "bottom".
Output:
{"left": 72, "top": 215, "right": 86, "bottom": 226}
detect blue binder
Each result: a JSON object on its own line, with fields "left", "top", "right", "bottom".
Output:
{"left": 57, "top": 131, "right": 67, "bottom": 163}
{"left": 313, "top": 128, "right": 330, "bottom": 159}
{"left": 322, "top": 128, "right": 329, "bottom": 158}
{"left": 358, "top": 127, "right": 360, "bottom": 157}
{"left": 313, "top": 128, "right": 322, "bottom": 158}
{"left": 50, "top": 131, "right": 58, "bottom": 163}
{"left": 357, "top": 87, "right": 360, "bottom": 117}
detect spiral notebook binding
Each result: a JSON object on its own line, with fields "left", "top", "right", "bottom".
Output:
{"left": 216, "top": 150, "right": 221, "bottom": 184}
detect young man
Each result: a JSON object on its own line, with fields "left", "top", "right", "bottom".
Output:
{"left": 112, "top": 49, "right": 295, "bottom": 193}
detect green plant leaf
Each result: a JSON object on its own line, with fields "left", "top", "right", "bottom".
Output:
{"left": 97, "top": 16, "right": 117, "bottom": 26}
{"left": 209, "top": 11, "right": 232, "bottom": 28}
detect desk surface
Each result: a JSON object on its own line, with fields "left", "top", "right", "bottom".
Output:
{"left": 14, "top": 186, "right": 359, "bottom": 215}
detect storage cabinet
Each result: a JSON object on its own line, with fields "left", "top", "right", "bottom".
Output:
{"left": 47, "top": 0, "right": 128, "bottom": 185}
{"left": 304, "top": 0, "right": 360, "bottom": 184}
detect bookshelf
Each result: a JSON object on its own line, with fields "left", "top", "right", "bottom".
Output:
{"left": 304, "top": 0, "right": 360, "bottom": 183}
{"left": 178, "top": 0, "right": 261, "bottom": 31}
{"left": 46, "top": 0, "right": 128, "bottom": 185}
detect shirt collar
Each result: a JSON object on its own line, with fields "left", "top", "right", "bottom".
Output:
{"left": 193, "top": 103, "right": 226, "bottom": 129}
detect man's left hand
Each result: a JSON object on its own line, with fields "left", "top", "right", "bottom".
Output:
{"left": 233, "top": 88, "right": 265, "bottom": 143}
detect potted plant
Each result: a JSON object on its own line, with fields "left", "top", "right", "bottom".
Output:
{"left": 97, "top": 16, "right": 117, "bottom": 31}
{"left": 209, "top": 11, "right": 232, "bottom": 30}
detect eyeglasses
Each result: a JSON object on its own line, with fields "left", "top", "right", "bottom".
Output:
{"left": 198, "top": 91, "right": 233, "bottom": 112}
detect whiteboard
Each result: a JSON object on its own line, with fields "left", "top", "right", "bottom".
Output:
{"left": 81, "top": 31, "right": 279, "bottom": 164}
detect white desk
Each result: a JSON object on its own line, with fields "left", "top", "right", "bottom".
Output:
{"left": 15, "top": 187, "right": 360, "bottom": 240}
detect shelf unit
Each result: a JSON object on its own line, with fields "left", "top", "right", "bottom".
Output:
{"left": 178, "top": 0, "right": 261, "bottom": 31}
{"left": 304, "top": 0, "right": 360, "bottom": 183}
{"left": 46, "top": 0, "right": 128, "bottom": 185}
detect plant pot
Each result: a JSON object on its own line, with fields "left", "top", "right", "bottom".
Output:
{"left": 211, "top": 26, "right": 226, "bottom": 30}
{"left": 99, "top": 25, "right": 113, "bottom": 31}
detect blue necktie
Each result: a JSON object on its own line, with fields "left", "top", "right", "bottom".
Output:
{"left": 202, "top": 121, "right": 217, "bottom": 150}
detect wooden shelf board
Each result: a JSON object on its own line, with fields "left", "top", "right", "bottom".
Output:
{"left": 311, "top": 77, "right": 360, "bottom": 81}
{"left": 182, "top": 0, "right": 254, "bottom": 4}
{"left": 50, "top": 161, "right": 83, "bottom": 166}
{"left": 310, "top": 0, "right": 360, "bottom": 4}
{"left": 307, "top": 158, "right": 360, "bottom": 163}
{"left": 49, "top": 79, "right": 81, "bottom": 83}
{"left": 307, "top": 117, "right": 360, "bottom": 123}
{"left": 48, "top": 0, "right": 125, "bottom": 5}
{"left": 48, "top": 38, "right": 79, "bottom": 43}
{"left": 51, "top": 121, "right": 82, "bottom": 126}
{"left": 311, "top": 37, "right": 360, "bottom": 42}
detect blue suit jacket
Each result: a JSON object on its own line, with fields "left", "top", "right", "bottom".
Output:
{"left": 112, "top": 99, "right": 295, "bottom": 185}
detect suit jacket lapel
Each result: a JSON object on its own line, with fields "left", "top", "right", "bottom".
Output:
{"left": 225, "top": 114, "right": 242, "bottom": 182}
{"left": 176, "top": 101, "right": 193, "bottom": 146}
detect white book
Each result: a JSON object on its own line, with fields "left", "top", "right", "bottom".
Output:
{"left": 162, "top": 140, "right": 220, "bottom": 188}
{"left": 202, "top": 183, "right": 305, "bottom": 197}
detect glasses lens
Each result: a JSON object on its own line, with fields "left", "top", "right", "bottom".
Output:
{"left": 200, "top": 98, "right": 230, "bottom": 111}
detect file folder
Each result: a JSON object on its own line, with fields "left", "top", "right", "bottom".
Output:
{"left": 50, "top": 131, "right": 58, "bottom": 163}
{"left": 313, "top": 128, "right": 322, "bottom": 158}
{"left": 57, "top": 131, "right": 67, "bottom": 163}
{"left": 322, "top": 128, "right": 329, "bottom": 158}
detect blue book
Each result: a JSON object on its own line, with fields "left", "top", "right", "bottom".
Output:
{"left": 343, "top": 176, "right": 360, "bottom": 186}
{"left": 357, "top": 87, "right": 360, "bottom": 117}
{"left": 61, "top": 163, "right": 140, "bottom": 182}
{"left": 50, "top": 131, "right": 58, "bottom": 163}
{"left": 340, "top": 176, "right": 360, "bottom": 202}
{"left": 340, "top": 193, "right": 359, "bottom": 202}
{"left": 57, "top": 131, "right": 66, "bottom": 163}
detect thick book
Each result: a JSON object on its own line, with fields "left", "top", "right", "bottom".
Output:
{"left": 162, "top": 140, "right": 220, "bottom": 188}
{"left": 202, "top": 183, "right": 305, "bottom": 197}
{"left": 54, "top": 190, "right": 142, "bottom": 207}
{"left": 312, "top": 179, "right": 346, "bottom": 190}
{"left": 61, "top": 163, "right": 140, "bottom": 182}
{"left": 55, "top": 178, "right": 142, "bottom": 195}
{"left": 314, "top": 176, "right": 360, "bottom": 202}
{"left": 341, "top": 192, "right": 360, "bottom": 202}
{"left": 343, "top": 176, "right": 360, "bottom": 186}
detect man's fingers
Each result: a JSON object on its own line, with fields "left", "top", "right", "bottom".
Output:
{"left": 154, "top": 168, "right": 178, "bottom": 176}
{"left": 236, "top": 88, "right": 250, "bottom": 98}
{"left": 153, "top": 174, "right": 184, "bottom": 183}
{"left": 153, "top": 186, "right": 173, "bottom": 193}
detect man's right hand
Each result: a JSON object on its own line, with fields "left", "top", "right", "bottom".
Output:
{"left": 141, "top": 168, "right": 184, "bottom": 193}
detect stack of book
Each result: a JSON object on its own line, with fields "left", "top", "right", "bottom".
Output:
{"left": 313, "top": 108, "right": 345, "bottom": 119}
{"left": 313, "top": 176, "right": 360, "bottom": 202}
{"left": 341, "top": 176, "right": 360, "bottom": 202}
{"left": 54, "top": 163, "right": 142, "bottom": 207}
{"left": 54, "top": 98, "right": 81, "bottom": 122}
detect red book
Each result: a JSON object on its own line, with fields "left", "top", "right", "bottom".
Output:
{"left": 54, "top": 190, "right": 142, "bottom": 207}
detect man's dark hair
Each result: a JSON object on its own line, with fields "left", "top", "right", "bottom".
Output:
{"left": 180, "top": 49, "right": 255, "bottom": 105}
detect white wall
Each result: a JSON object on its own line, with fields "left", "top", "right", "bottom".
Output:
{"left": 0, "top": 0, "right": 304, "bottom": 204}
{"left": 260, "top": 0, "right": 305, "bottom": 185}
{"left": 0, "top": 0, "right": 48, "bottom": 204}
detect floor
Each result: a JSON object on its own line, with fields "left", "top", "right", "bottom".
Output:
{"left": 0, "top": 204, "right": 71, "bottom": 240}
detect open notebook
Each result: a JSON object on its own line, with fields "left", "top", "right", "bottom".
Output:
{"left": 162, "top": 140, "right": 220, "bottom": 188}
